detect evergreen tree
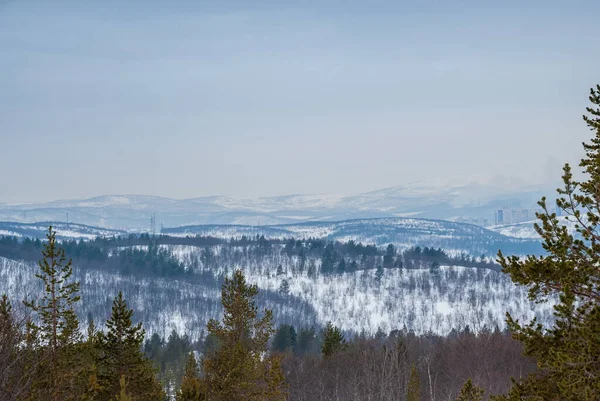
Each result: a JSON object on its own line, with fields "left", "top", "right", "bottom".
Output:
{"left": 79, "top": 316, "right": 103, "bottom": 401}
{"left": 271, "top": 324, "right": 297, "bottom": 353}
{"left": 114, "top": 375, "right": 131, "bottom": 401}
{"left": 176, "top": 352, "right": 204, "bottom": 401}
{"left": 383, "top": 244, "right": 395, "bottom": 267}
{"left": 97, "top": 292, "right": 163, "bottom": 401}
{"left": 456, "top": 378, "right": 484, "bottom": 401}
{"left": 321, "top": 322, "right": 345, "bottom": 358}
{"left": 406, "top": 364, "right": 421, "bottom": 401}
{"left": 497, "top": 85, "right": 600, "bottom": 400}
{"left": 0, "top": 294, "right": 33, "bottom": 400}
{"left": 278, "top": 279, "right": 290, "bottom": 296}
{"left": 24, "top": 226, "right": 81, "bottom": 401}
{"left": 264, "top": 355, "right": 287, "bottom": 401}
{"left": 201, "top": 270, "right": 286, "bottom": 400}
{"left": 202, "top": 333, "right": 221, "bottom": 357}
{"left": 337, "top": 258, "right": 346, "bottom": 274}
{"left": 320, "top": 243, "right": 336, "bottom": 274}
{"left": 295, "top": 327, "right": 318, "bottom": 355}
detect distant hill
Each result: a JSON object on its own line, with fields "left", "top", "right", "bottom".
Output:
{"left": 0, "top": 221, "right": 124, "bottom": 240}
{"left": 0, "top": 175, "right": 557, "bottom": 229}
{"left": 163, "top": 217, "right": 543, "bottom": 256}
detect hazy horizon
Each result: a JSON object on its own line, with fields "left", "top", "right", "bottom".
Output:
{"left": 0, "top": 171, "right": 562, "bottom": 206}
{"left": 2, "top": 0, "right": 598, "bottom": 203}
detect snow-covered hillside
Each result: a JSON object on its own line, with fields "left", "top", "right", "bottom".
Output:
{"left": 489, "top": 216, "right": 580, "bottom": 239}
{"left": 164, "top": 217, "right": 543, "bottom": 257}
{"left": 0, "top": 241, "right": 554, "bottom": 339}
{"left": 0, "top": 221, "right": 124, "bottom": 240}
{"left": 162, "top": 244, "right": 554, "bottom": 335}
{"left": 0, "top": 255, "right": 317, "bottom": 339}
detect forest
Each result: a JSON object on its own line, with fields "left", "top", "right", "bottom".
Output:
{"left": 0, "top": 233, "right": 500, "bottom": 280}
{"left": 0, "top": 228, "right": 535, "bottom": 400}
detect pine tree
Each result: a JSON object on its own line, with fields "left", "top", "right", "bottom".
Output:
{"left": 278, "top": 279, "right": 290, "bottom": 296}
{"left": 0, "top": 295, "right": 17, "bottom": 373}
{"left": 97, "top": 292, "right": 163, "bottom": 401}
{"left": 271, "top": 324, "right": 296, "bottom": 353}
{"left": 24, "top": 226, "right": 81, "bottom": 401}
{"left": 176, "top": 352, "right": 204, "bottom": 401}
{"left": 321, "top": 322, "right": 346, "bottom": 358}
{"left": 0, "top": 294, "right": 33, "bottom": 400}
{"left": 295, "top": 327, "right": 318, "bottom": 355}
{"left": 383, "top": 244, "right": 395, "bottom": 267}
{"left": 497, "top": 85, "right": 600, "bottom": 400}
{"left": 264, "top": 355, "right": 287, "bottom": 401}
{"left": 337, "top": 258, "right": 347, "bottom": 274}
{"left": 114, "top": 375, "right": 131, "bottom": 401}
{"left": 406, "top": 364, "right": 421, "bottom": 401}
{"left": 456, "top": 378, "right": 484, "bottom": 401}
{"left": 201, "top": 270, "right": 286, "bottom": 400}
{"left": 76, "top": 316, "right": 103, "bottom": 401}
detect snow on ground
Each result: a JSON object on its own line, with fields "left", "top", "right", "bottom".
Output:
{"left": 0, "top": 232, "right": 554, "bottom": 338}
{"left": 0, "top": 230, "right": 22, "bottom": 237}
{"left": 238, "top": 265, "right": 555, "bottom": 335}
{"left": 490, "top": 216, "right": 580, "bottom": 239}
{"left": 160, "top": 245, "right": 555, "bottom": 335}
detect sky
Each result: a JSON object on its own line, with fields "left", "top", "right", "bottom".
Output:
{"left": 1, "top": 0, "right": 599, "bottom": 203}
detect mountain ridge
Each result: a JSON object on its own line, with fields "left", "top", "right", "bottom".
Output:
{"left": 0, "top": 176, "right": 559, "bottom": 229}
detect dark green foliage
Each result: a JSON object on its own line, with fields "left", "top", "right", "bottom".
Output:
{"left": 0, "top": 235, "right": 188, "bottom": 279}
{"left": 24, "top": 226, "right": 82, "bottom": 400}
{"left": 497, "top": 85, "right": 600, "bottom": 400}
{"left": 0, "top": 294, "right": 34, "bottom": 400}
{"left": 0, "top": 233, "right": 507, "bottom": 285}
{"left": 321, "top": 322, "right": 346, "bottom": 358}
{"left": 271, "top": 324, "right": 297, "bottom": 353}
{"left": 116, "top": 243, "right": 187, "bottom": 277}
{"left": 320, "top": 243, "right": 337, "bottom": 274}
{"left": 24, "top": 227, "right": 81, "bottom": 349}
{"left": 202, "top": 333, "right": 221, "bottom": 357}
{"left": 295, "top": 327, "right": 319, "bottom": 355}
{"left": 456, "top": 378, "right": 484, "bottom": 401}
{"left": 142, "top": 331, "right": 198, "bottom": 399}
{"left": 97, "top": 292, "right": 164, "bottom": 400}
{"left": 176, "top": 352, "right": 204, "bottom": 401}
{"left": 201, "top": 270, "right": 286, "bottom": 400}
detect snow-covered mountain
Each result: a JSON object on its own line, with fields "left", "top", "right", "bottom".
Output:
{"left": 164, "top": 217, "right": 543, "bottom": 257}
{"left": 0, "top": 221, "right": 124, "bottom": 239}
{"left": 0, "top": 175, "right": 558, "bottom": 229}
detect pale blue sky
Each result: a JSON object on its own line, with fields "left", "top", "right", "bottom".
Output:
{"left": 1, "top": 0, "right": 598, "bottom": 202}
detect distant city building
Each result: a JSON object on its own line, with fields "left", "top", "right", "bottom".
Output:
{"left": 495, "top": 209, "right": 504, "bottom": 225}
{"left": 495, "top": 207, "right": 530, "bottom": 225}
